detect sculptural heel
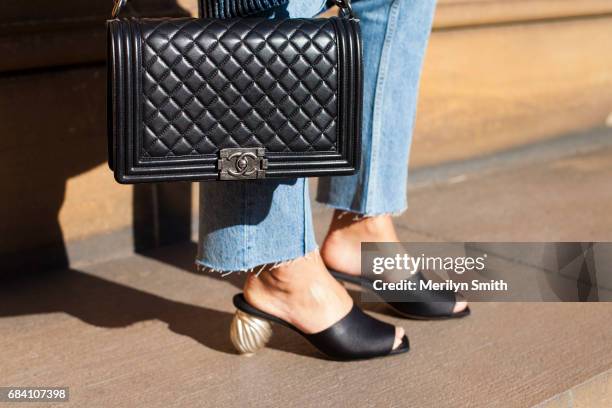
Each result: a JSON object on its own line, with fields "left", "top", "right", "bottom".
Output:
{"left": 230, "top": 309, "right": 273, "bottom": 356}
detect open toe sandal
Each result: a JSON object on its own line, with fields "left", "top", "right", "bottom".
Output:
{"left": 230, "top": 293, "right": 409, "bottom": 361}
{"left": 329, "top": 269, "right": 471, "bottom": 320}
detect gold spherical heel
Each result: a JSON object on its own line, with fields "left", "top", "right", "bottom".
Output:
{"left": 230, "top": 309, "right": 273, "bottom": 356}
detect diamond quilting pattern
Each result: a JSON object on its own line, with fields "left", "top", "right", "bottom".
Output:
{"left": 140, "top": 18, "right": 338, "bottom": 158}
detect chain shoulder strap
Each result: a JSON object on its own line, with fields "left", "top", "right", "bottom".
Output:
{"left": 111, "top": 0, "right": 127, "bottom": 18}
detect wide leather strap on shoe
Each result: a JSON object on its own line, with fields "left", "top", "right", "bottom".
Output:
{"left": 385, "top": 271, "right": 458, "bottom": 317}
{"left": 385, "top": 271, "right": 467, "bottom": 318}
{"left": 306, "top": 305, "right": 398, "bottom": 360}
{"left": 330, "top": 269, "right": 469, "bottom": 319}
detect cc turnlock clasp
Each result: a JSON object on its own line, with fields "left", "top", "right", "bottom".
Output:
{"left": 218, "top": 148, "right": 268, "bottom": 180}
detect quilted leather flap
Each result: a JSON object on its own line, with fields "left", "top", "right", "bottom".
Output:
{"left": 108, "top": 16, "right": 361, "bottom": 183}
{"left": 135, "top": 18, "right": 340, "bottom": 158}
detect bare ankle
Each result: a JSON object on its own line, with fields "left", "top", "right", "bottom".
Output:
{"left": 327, "top": 210, "right": 397, "bottom": 241}
{"left": 244, "top": 251, "right": 322, "bottom": 296}
{"left": 241, "top": 251, "right": 354, "bottom": 333}
{"left": 320, "top": 212, "right": 399, "bottom": 276}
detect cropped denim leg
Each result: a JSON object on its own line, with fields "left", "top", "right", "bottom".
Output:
{"left": 317, "top": 0, "right": 437, "bottom": 216}
{"left": 197, "top": 0, "right": 436, "bottom": 271}
{"left": 197, "top": 0, "right": 326, "bottom": 271}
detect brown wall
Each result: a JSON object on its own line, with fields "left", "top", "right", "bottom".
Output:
{"left": 0, "top": 0, "right": 193, "bottom": 273}
{"left": 1, "top": 0, "right": 611, "bottom": 272}
{"left": 412, "top": 0, "right": 612, "bottom": 167}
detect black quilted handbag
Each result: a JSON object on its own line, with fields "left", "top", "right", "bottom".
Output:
{"left": 107, "top": 0, "right": 362, "bottom": 183}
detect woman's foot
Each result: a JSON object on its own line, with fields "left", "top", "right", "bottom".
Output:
{"left": 321, "top": 211, "right": 398, "bottom": 277}
{"left": 320, "top": 210, "right": 468, "bottom": 314}
{"left": 243, "top": 251, "right": 405, "bottom": 350}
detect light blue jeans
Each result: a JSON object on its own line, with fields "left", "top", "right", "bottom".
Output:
{"left": 197, "top": 0, "right": 437, "bottom": 271}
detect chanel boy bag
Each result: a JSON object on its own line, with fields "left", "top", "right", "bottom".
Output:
{"left": 108, "top": 0, "right": 362, "bottom": 183}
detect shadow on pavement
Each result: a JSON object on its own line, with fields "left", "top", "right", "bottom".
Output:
{"left": 137, "top": 241, "right": 244, "bottom": 289}
{"left": 0, "top": 267, "right": 321, "bottom": 359}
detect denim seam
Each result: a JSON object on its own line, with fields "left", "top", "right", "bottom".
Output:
{"left": 194, "top": 249, "right": 319, "bottom": 275}
{"left": 319, "top": 200, "right": 407, "bottom": 218}
{"left": 364, "top": 0, "right": 402, "bottom": 214}
{"left": 302, "top": 180, "right": 308, "bottom": 255}
{"left": 242, "top": 182, "right": 247, "bottom": 268}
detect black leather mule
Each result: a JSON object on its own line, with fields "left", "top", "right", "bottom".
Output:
{"left": 329, "top": 270, "right": 471, "bottom": 320}
{"left": 230, "top": 294, "right": 409, "bottom": 361}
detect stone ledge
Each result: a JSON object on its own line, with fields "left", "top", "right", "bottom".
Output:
{"left": 434, "top": 0, "right": 612, "bottom": 29}
{"left": 535, "top": 369, "right": 612, "bottom": 408}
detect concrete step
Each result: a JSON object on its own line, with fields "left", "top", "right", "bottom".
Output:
{"left": 536, "top": 369, "right": 612, "bottom": 408}
{"left": 310, "top": 130, "right": 612, "bottom": 243}
{"left": 1, "top": 243, "right": 610, "bottom": 407}
{"left": 3, "top": 143, "right": 612, "bottom": 407}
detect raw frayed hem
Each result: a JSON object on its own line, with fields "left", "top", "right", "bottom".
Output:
{"left": 329, "top": 206, "right": 408, "bottom": 221}
{"left": 195, "top": 249, "right": 319, "bottom": 277}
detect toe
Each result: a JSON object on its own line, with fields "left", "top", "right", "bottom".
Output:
{"left": 453, "top": 293, "right": 468, "bottom": 313}
{"left": 392, "top": 326, "right": 405, "bottom": 350}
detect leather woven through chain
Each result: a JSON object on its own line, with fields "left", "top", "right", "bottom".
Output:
{"left": 140, "top": 18, "right": 338, "bottom": 158}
